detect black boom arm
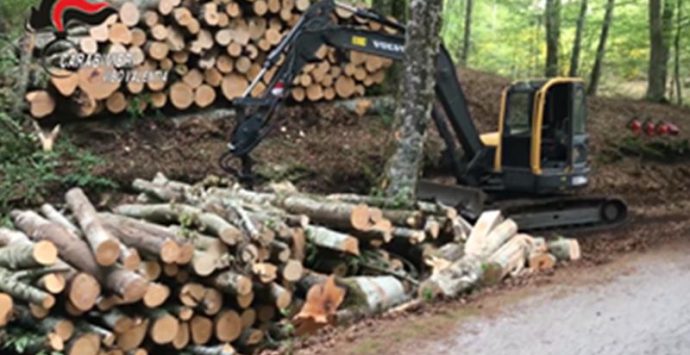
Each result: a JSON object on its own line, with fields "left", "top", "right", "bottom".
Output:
{"left": 222, "top": 0, "right": 488, "bottom": 186}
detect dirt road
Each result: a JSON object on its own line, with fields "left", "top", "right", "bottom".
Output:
{"left": 416, "top": 239, "right": 690, "bottom": 355}
{"left": 299, "top": 237, "right": 690, "bottom": 355}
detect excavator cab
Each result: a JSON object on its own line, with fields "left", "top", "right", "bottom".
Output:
{"left": 484, "top": 78, "right": 590, "bottom": 194}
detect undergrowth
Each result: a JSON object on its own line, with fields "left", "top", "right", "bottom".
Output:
{"left": 0, "top": 112, "right": 117, "bottom": 219}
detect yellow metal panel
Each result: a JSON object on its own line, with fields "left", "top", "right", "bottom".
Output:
{"left": 494, "top": 88, "right": 509, "bottom": 172}
{"left": 529, "top": 77, "right": 584, "bottom": 175}
{"left": 481, "top": 132, "right": 500, "bottom": 146}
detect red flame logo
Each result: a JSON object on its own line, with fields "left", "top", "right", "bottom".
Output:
{"left": 52, "top": 0, "right": 112, "bottom": 32}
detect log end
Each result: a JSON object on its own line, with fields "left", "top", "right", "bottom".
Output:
{"left": 55, "top": 319, "right": 75, "bottom": 342}
{"left": 33, "top": 240, "right": 59, "bottom": 265}
{"left": 143, "top": 283, "right": 170, "bottom": 308}
{"left": 215, "top": 310, "right": 241, "bottom": 342}
{"left": 176, "top": 243, "right": 195, "bottom": 265}
{"left": 95, "top": 240, "right": 122, "bottom": 266}
{"left": 350, "top": 204, "right": 371, "bottom": 230}
{"left": 68, "top": 333, "right": 101, "bottom": 355}
{"left": 47, "top": 332, "right": 65, "bottom": 351}
{"left": 150, "top": 313, "right": 180, "bottom": 344}
{"left": 281, "top": 259, "right": 304, "bottom": 283}
{"left": 41, "top": 273, "right": 67, "bottom": 294}
{"left": 0, "top": 293, "right": 12, "bottom": 327}
{"left": 122, "top": 248, "right": 142, "bottom": 270}
{"left": 160, "top": 240, "right": 181, "bottom": 264}
{"left": 122, "top": 276, "right": 150, "bottom": 303}
{"left": 68, "top": 273, "right": 101, "bottom": 312}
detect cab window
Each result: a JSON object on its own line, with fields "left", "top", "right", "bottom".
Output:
{"left": 572, "top": 87, "right": 586, "bottom": 134}
{"left": 505, "top": 91, "right": 532, "bottom": 135}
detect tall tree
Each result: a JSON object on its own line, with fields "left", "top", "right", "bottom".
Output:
{"left": 672, "top": 0, "right": 683, "bottom": 105}
{"left": 384, "top": 0, "right": 444, "bottom": 200}
{"left": 544, "top": 0, "right": 561, "bottom": 77}
{"left": 646, "top": 0, "right": 675, "bottom": 102}
{"left": 587, "top": 0, "right": 616, "bottom": 96}
{"left": 460, "top": 0, "right": 473, "bottom": 65}
{"left": 569, "top": 0, "right": 588, "bottom": 77}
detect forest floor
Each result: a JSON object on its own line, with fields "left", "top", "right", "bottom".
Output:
{"left": 50, "top": 68, "right": 690, "bottom": 352}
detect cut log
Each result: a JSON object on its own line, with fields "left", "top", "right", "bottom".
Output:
{"left": 214, "top": 309, "right": 242, "bottom": 342}
{"left": 0, "top": 241, "right": 58, "bottom": 271}
{"left": 280, "top": 196, "right": 372, "bottom": 230}
{"left": 106, "top": 91, "right": 128, "bottom": 114}
{"left": 280, "top": 259, "right": 304, "bottom": 282}
{"left": 116, "top": 319, "right": 149, "bottom": 351}
{"left": 113, "top": 204, "right": 242, "bottom": 245}
{"left": 195, "top": 85, "right": 217, "bottom": 108}
{"left": 66, "top": 188, "right": 121, "bottom": 266}
{"left": 169, "top": 82, "right": 194, "bottom": 110}
{"left": 529, "top": 252, "right": 557, "bottom": 272}
{"left": 173, "top": 321, "right": 190, "bottom": 349}
{"left": 190, "top": 315, "right": 214, "bottom": 345}
{"left": 293, "top": 276, "right": 345, "bottom": 335}
{"left": 222, "top": 74, "right": 249, "bottom": 100}
{"left": 26, "top": 90, "right": 55, "bottom": 118}
{"left": 547, "top": 238, "right": 581, "bottom": 261}
{"left": 11, "top": 211, "right": 102, "bottom": 310}
{"left": 305, "top": 226, "right": 360, "bottom": 256}
{"left": 119, "top": 2, "right": 141, "bottom": 27}
{"left": 483, "top": 234, "right": 532, "bottom": 285}
{"left": 78, "top": 66, "right": 120, "bottom": 100}
{"left": 240, "top": 308, "right": 256, "bottom": 328}
{"left": 51, "top": 70, "right": 79, "bottom": 96}
{"left": 0, "top": 266, "right": 54, "bottom": 308}
{"left": 101, "top": 213, "right": 181, "bottom": 264}
{"left": 473, "top": 219, "right": 518, "bottom": 259}
{"left": 464, "top": 210, "right": 504, "bottom": 257}
{"left": 109, "top": 23, "right": 132, "bottom": 44}
{"left": 148, "top": 310, "right": 179, "bottom": 344}
{"left": 213, "top": 270, "right": 252, "bottom": 296}
{"left": 143, "top": 282, "right": 170, "bottom": 308}
{"left": 0, "top": 293, "right": 12, "bottom": 327}
{"left": 418, "top": 254, "right": 484, "bottom": 299}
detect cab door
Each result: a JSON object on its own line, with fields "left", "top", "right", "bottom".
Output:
{"left": 500, "top": 87, "right": 536, "bottom": 170}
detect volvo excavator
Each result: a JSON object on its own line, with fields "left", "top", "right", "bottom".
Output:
{"left": 219, "top": 0, "right": 627, "bottom": 231}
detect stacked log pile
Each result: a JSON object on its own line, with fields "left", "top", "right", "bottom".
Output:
{"left": 24, "top": 0, "right": 397, "bottom": 119}
{"left": 0, "top": 174, "right": 580, "bottom": 354}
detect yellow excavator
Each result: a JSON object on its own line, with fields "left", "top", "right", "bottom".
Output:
{"left": 220, "top": 0, "right": 627, "bottom": 231}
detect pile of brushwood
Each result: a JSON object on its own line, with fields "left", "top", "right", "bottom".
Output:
{"left": 0, "top": 173, "right": 580, "bottom": 355}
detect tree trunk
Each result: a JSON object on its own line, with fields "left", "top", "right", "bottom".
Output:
{"left": 460, "top": 0, "right": 473, "bottom": 65}
{"left": 569, "top": 0, "right": 588, "bottom": 77}
{"left": 544, "top": 0, "right": 561, "bottom": 77}
{"left": 646, "top": 0, "right": 674, "bottom": 102}
{"left": 673, "top": 0, "right": 683, "bottom": 105}
{"left": 383, "top": 0, "right": 444, "bottom": 200}
{"left": 586, "top": 0, "right": 615, "bottom": 96}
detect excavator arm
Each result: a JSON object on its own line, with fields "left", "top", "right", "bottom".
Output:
{"left": 221, "top": 0, "right": 490, "bottom": 187}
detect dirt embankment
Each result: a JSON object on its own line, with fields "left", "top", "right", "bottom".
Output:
{"left": 66, "top": 68, "right": 690, "bottom": 204}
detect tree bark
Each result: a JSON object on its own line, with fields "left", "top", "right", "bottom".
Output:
{"left": 383, "top": 0, "right": 444, "bottom": 200}
{"left": 672, "top": 0, "right": 683, "bottom": 105}
{"left": 544, "top": 0, "right": 561, "bottom": 77}
{"left": 587, "top": 0, "right": 615, "bottom": 96}
{"left": 460, "top": 0, "right": 473, "bottom": 65}
{"left": 569, "top": 0, "right": 588, "bottom": 77}
{"left": 646, "top": 0, "right": 674, "bottom": 102}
